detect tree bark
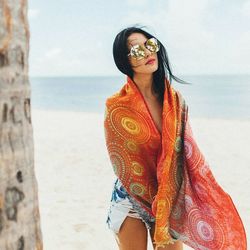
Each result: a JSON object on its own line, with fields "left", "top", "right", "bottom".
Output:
{"left": 0, "top": 0, "right": 43, "bottom": 249}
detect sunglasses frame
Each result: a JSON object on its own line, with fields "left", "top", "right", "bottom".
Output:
{"left": 127, "top": 37, "right": 160, "bottom": 61}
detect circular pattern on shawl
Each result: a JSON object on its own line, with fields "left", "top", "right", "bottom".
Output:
{"left": 188, "top": 208, "right": 225, "bottom": 248}
{"left": 129, "top": 182, "right": 146, "bottom": 196}
{"left": 107, "top": 143, "right": 131, "bottom": 183}
{"left": 197, "top": 221, "right": 214, "bottom": 241}
{"left": 122, "top": 117, "right": 140, "bottom": 134}
{"left": 184, "top": 135, "right": 202, "bottom": 171}
{"left": 131, "top": 161, "right": 144, "bottom": 176}
{"left": 110, "top": 106, "right": 151, "bottom": 144}
{"left": 125, "top": 140, "right": 138, "bottom": 152}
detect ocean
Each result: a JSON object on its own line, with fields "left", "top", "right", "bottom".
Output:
{"left": 30, "top": 75, "right": 250, "bottom": 120}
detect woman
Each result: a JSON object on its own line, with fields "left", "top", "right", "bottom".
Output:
{"left": 106, "top": 26, "right": 186, "bottom": 250}
{"left": 104, "top": 26, "right": 247, "bottom": 250}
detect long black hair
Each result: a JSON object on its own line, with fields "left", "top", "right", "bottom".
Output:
{"left": 113, "top": 25, "right": 190, "bottom": 104}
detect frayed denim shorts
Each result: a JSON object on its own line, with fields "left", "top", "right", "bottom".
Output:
{"left": 106, "top": 178, "right": 155, "bottom": 235}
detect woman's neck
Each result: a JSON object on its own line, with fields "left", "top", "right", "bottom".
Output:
{"left": 133, "top": 74, "right": 155, "bottom": 98}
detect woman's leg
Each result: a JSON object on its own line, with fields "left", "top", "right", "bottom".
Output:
{"left": 115, "top": 215, "right": 148, "bottom": 250}
{"left": 149, "top": 223, "right": 183, "bottom": 250}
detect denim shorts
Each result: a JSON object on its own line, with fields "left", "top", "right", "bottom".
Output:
{"left": 106, "top": 178, "right": 155, "bottom": 235}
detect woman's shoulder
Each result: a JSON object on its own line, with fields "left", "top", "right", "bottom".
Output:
{"left": 105, "top": 83, "right": 129, "bottom": 108}
{"left": 105, "top": 91, "right": 121, "bottom": 103}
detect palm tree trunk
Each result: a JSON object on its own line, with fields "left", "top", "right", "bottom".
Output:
{"left": 0, "top": 0, "right": 43, "bottom": 249}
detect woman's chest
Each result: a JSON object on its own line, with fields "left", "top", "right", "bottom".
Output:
{"left": 143, "top": 97, "right": 163, "bottom": 135}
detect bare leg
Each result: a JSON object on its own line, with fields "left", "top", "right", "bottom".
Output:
{"left": 149, "top": 223, "right": 183, "bottom": 250}
{"left": 114, "top": 215, "right": 148, "bottom": 250}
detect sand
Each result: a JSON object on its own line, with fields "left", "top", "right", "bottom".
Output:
{"left": 31, "top": 109, "right": 249, "bottom": 249}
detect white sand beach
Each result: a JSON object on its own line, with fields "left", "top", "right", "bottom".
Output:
{"left": 31, "top": 109, "right": 249, "bottom": 250}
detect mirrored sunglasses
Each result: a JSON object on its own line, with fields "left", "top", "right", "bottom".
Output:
{"left": 127, "top": 37, "right": 160, "bottom": 61}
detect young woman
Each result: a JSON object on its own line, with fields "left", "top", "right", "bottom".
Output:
{"left": 105, "top": 26, "right": 187, "bottom": 250}
{"left": 104, "top": 26, "right": 247, "bottom": 250}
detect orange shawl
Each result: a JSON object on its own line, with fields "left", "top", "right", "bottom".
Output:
{"left": 104, "top": 75, "right": 247, "bottom": 249}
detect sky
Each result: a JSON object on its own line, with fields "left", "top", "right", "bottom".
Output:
{"left": 28, "top": 0, "right": 250, "bottom": 77}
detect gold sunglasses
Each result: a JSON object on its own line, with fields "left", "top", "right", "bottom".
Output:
{"left": 127, "top": 37, "right": 160, "bottom": 61}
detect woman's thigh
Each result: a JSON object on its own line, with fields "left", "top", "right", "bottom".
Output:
{"left": 149, "top": 224, "right": 183, "bottom": 250}
{"left": 115, "top": 215, "right": 148, "bottom": 250}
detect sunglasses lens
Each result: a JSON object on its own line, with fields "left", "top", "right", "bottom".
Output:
{"left": 146, "top": 38, "right": 160, "bottom": 53}
{"left": 130, "top": 45, "right": 145, "bottom": 60}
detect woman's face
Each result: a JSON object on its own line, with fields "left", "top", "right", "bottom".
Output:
{"left": 127, "top": 32, "right": 159, "bottom": 75}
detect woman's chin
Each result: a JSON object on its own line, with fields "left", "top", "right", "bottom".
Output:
{"left": 140, "top": 66, "right": 158, "bottom": 74}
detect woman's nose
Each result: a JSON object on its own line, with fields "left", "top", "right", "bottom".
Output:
{"left": 144, "top": 48, "right": 152, "bottom": 57}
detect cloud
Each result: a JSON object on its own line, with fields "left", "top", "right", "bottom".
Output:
{"left": 28, "top": 8, "right": 39, "bottom": 20}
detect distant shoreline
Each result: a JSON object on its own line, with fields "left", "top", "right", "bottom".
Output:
{"left": 29, "top": 75, "right": 250, "bottom": 120}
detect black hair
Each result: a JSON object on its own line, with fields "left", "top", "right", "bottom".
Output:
{"left": 113, "top": 24, "right": 190, "bottom": 104}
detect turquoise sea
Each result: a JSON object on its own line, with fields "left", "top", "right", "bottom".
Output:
{"left": 30, "top": 75, "right": 250, "bottom": 120}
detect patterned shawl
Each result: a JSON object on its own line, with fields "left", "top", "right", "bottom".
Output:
{"left": 104, "top": 75, "right": 247, "bottom": 249}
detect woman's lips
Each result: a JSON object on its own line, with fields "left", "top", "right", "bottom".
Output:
{"left": 145, "top": 59, "right": 156, "bottom": 65}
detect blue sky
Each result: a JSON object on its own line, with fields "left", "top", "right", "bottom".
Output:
{"left": 28, "top": 0, "right": 250, "bottom": 76}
